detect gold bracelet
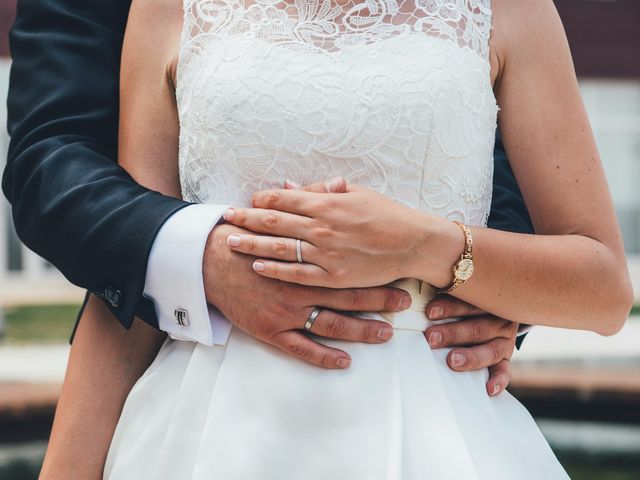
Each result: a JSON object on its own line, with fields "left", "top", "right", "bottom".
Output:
{"left": 436, "top": 221, "right": 474, "bottom": 294}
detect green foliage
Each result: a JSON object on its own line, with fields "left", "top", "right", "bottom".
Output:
{"left": 1, "top": 304, "right": 80, "bottom": 344}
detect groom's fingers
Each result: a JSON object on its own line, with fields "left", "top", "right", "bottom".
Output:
{"left": 426, "top": 295, "right": 486, "bottom": 320}
{"left": 486, "top": 360, "right": 512, "bottom": 397}
{"left": 317, "top": 286, "right": 412, "bottom": 313}
{"left": 273, "top": 330, "right": 352, "bottom": 369}
{"left": 306, "top": 309, "right": 394, "bottom": 343}
{"left": 425, "top": 316, "right": 518, "bottom": 349}
{"left": 446, "top": 337, "right": 515, "bottom": 372}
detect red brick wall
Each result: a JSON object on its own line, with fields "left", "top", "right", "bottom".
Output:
{"left": 555, "top": 0, "right": 640, "bottom": 78}
{"left": 0, "top": 0, "right": 16, "bottom": 58}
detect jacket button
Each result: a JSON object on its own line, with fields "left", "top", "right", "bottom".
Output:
{"left": 104, "top": 287, "right": 122, "bottom": 308}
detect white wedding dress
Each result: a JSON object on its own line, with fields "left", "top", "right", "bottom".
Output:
{"left": 105, "top": 0, "right": 570, "bottom": 478}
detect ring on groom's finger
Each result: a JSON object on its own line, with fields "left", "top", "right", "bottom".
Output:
{"left": 304, "top": 307, "right": 322, "bottom": 332}
{"left": 296, "top": 238, "right": 303, "bottom": 263}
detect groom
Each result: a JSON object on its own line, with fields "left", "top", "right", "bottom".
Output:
{"left": 5, "top": 0, "right": 531, "bottom": 392}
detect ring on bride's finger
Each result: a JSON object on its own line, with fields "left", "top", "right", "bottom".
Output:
{"left": 304, "top": 307, "right": 322, "bottom": 332}
{"left": 296, "top": 238, "right": 303, "bottom": 263}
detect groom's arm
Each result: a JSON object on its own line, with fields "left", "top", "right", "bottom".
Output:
{"left": 3, "top": 0, "right": 227, "bottom": 343}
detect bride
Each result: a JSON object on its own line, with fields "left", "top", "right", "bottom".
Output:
{"left": 44, "top": 0, "right": 632, "bottom": 478}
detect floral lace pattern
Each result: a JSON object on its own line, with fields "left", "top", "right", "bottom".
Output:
{"left": 177, "top": 0, "right": 498, "bottom": 227}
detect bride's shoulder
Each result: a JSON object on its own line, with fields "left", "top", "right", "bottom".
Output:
{"left": 489, "top": 0, "right": 571, "bottom": 83}
{"left": 127, "top": 0, "right": 183, "bottom": 31}
{"left": 123, "top": 0, "right": 184, "bottom": 87}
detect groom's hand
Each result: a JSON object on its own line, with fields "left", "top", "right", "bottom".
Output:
{"left": 202, "top": 222, "right": 410, "bottom": 369}
{"left": 424, "top": 295, "right": 518, "bottom": 397}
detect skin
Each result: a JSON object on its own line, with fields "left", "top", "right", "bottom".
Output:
{"left": 223, "top": 0, "right": 633, "bottom": 336}
{"left": 41, "top": 0, "right": 614, "bottom": 478}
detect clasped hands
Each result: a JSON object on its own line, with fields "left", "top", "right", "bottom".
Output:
{"left": 211, "top": 177, "right": 517, "bottom": 396}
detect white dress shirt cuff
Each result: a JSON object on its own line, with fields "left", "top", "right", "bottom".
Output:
{"left": 144, "top": 203, "right": 233, "bottom": 346}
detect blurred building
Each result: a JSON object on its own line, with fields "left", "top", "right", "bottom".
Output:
{"left": 0, "top": 0, "right": 639, "bottom": 299}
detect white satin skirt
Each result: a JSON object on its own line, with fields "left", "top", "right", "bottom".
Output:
{"left": 104, "top": 279, "right": 569, "bottom": 479}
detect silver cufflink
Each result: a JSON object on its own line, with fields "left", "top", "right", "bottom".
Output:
{"left": 174, "top": 308, "right": 190, "bottom": 327}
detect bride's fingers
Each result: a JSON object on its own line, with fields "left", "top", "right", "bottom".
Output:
{"left": 223, "top": 207, "right": 313, "bottom": 239}
{"left": 306, "top": 308, "right": 393, "bottom": 343}
{"left": 486, "top": 359, "right": 511, "bottom": 397}
{"left": 272, "top": 330, "right": 351, "bottom": 369}
{"left": 252, "top": 259, "right": 331, "bottom": 287}
{"left": 226, "top": 234, "right": 320, "bottom": 264}
{"left": 284, "top": 176, "right": 348, "bottom": 193}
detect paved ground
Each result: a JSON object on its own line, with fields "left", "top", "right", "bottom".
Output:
{"left": 0, "top": 345, "right": 69, "bottom": 383}
{"left": 514, "top": 317, "right": 640, "bottom": 363}
{"left": 0, "top": 279, "right": 84, "bottom": 308}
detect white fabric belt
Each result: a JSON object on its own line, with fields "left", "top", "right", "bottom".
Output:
{"left": 356, "top": 277, "right": 451, "bottom": 332}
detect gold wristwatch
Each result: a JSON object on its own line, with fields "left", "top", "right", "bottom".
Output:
{"left": 437, "top": 221, "right": 474, "bottom": 294}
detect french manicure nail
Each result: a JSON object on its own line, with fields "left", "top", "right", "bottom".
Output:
{"left": 492, "top": 384, "right": 501, "bottom": 396}
{"left": 428, "top": 306, "right": 444, "bottom": 319}
{"left": 327, "top": 177, "right": 343, "bottom": 192}
{"left": 427, "top": 331, "right": 442, "bottom": 347}
{"left": 223, "top": 208, "right": 235, "bottom": 221}
{"left": 285, "top": 179, "right": 301, "bottom": 189}
{"left": 451, "top": 352, "right": 466, "bottom": 368}
{"left": 253, "top": 260, "right": 265, "bottom": 271}
{"left": 227, "top": 234, "right": 241, "bottom": 247}
{"left": 377, "top": 327, "right": 393, "bottom": 341}
{"left": 337, "top": 357, "right": 351, "bottom": 368}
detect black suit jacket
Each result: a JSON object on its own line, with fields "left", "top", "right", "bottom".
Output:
{"left": 3, "top": 0, "right": 533, "bottom": 333}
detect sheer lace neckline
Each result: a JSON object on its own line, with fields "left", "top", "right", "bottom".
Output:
{"left": 182, "top": 0, "right": 493, "bottom": 59}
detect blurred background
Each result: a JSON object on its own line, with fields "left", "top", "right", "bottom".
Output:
{"left": 0, "top": 0, "right": 639, "bottom": 479}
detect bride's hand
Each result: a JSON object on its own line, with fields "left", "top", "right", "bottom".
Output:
{"left": 222, "top": 177, "right": 456, "bottom": 288}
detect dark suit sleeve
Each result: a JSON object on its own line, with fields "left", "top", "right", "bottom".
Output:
{"left": 488, "top": 130, "right": 534, "bottom": 349}
{"left": 2, "top": 0, "right": 189, "bottom": 329}
{"left": 488, "top": 131, "right": 534, "bottom": 235}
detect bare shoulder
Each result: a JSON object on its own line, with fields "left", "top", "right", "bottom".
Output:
{"left": 123, "top": 0, "right": 184, "bottom": 87}
{"left": 128, "top": 0, "right": 183, "bottom": 30}
{"left": 489, "top": 0, "right": 569, "bottom": 84}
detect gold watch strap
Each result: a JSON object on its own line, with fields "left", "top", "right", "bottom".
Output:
{"left": 436, "top": 221, "right": 473, "bottom": 294}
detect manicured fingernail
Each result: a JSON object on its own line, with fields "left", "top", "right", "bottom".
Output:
{"left": 400, "top": 294, "right": 412, "bottom": 310}
{"left": 492, "top": 384, "right": 501, "bottom": 396}
{"left": 253, "top": 260, "right": 265, "bottom": 271}
{"left": 285, "top": 179, "right": 301, "bottom": 189}
{"left": 327, "top": 176, "right": 343, "bottom": 192}
{"left": 377, "top": 326, "right": 393, "bottom": 341}
{"left": 227, "top": 234, "right": 241, "bottom": 247}
{"left": 451, "top": 352, "right": 466, "bottom": 368}
{"left": 427, "top": 331, "right": 442, "bottom": 347}
{"left": 428, "top": 306, "right": 444, "bottom": 319}
{"left": 223, "top": 208, "right": 235, "bottom": 221}
{"left": 337, "top": 357, "right": 351, "bottom": 368}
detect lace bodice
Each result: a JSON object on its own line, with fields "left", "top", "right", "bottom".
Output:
{"left": 177, "top": 0, "right": 498, "bottom": 227}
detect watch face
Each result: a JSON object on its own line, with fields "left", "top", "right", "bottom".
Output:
{"left": 455, "top": 259, "right": 474, "bottom": 281}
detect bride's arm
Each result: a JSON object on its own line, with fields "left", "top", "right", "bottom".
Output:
{"left": 222, "top": 0, "right": 632, "bottom": 335}
{"left": 40, "top": 297, "right": 165, "bottom": 479}
{"left": 438, "top": 0, "right": 633, "bottom": 335}
{"left": 40, "top": 2, "right": 184, "bottom": 478}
